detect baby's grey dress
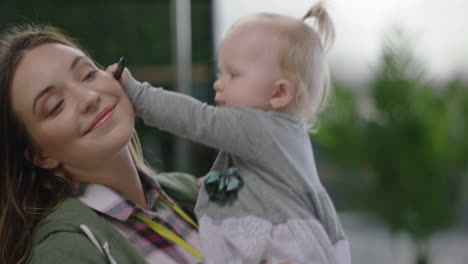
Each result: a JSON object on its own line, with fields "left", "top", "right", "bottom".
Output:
{"left": 125, "top": 79, "right": 351, "bottom": 264}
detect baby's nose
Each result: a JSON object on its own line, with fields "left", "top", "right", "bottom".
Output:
{"left": 213, "top": 79, "right": 223, "bottom": 92}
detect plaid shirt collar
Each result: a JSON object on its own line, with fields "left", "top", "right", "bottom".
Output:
{"left": 72, "top": 172, "right": 170, "bottom": 222}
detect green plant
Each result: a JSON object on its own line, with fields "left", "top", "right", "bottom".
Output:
{"left": 317, "top": 33, "right": 467, "bottom": 264}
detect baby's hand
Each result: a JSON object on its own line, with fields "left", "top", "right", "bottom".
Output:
{"left": 197, "top": 176, "right": 205, "bottom": 188}
{"left": 106, "top": 63, "right": 132, "bottom": 88}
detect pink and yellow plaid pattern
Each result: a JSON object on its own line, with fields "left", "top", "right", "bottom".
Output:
{"left": 73, "top": 173, "right": 202, "bottom": 264}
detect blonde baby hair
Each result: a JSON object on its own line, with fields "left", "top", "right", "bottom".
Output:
{"left": 229, "top": 1, "right": 335, "bottom": 128}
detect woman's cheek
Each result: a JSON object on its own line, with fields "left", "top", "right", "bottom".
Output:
{"left": 38, "top": 115, "right": 79, "bottom": 154}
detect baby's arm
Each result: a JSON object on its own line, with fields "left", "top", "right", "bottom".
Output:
{"left": 124, "top": 78, "right": 268, "bottom": 161}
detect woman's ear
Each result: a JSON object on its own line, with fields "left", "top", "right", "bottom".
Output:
{"left": 24, "top": 150, "right": 60, "bottom": 169}
{"left": 269, "top": 79, "right": 296, "bottom": 111}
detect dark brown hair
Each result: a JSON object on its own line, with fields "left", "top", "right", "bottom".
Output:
{"left": 0, "top": 24, "right": 155, "bottom": 264}
{"left": 0, "top": 24, "right": 82, "bottom": 264}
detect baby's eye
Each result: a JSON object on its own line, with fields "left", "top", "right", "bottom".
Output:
{"left": 229, "top": 72, "right": 239, "bottom": 78}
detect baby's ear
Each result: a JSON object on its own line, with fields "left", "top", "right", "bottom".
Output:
{"left": 269, "top": 79, "right": 296, "bottom": 111}
{"left": 24, "top": 150, "right": 60, "bottom": 169}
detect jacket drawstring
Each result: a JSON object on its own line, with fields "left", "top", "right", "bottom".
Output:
{"left": 80, "top": 224, "right": 118, "bottom": 264}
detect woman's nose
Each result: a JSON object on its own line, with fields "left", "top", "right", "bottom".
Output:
{"left": 78, "top": 89, "right": 100, "bottom": 114}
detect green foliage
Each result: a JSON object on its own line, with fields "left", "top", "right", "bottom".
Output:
{"left": 317, "top": 35, "right": 468, "bottom": 244}
{"left": 0, "top": 0, "right": 213, "bottom": 66}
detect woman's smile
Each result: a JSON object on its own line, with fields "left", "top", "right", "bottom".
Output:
{"left": 84, "top": 105, "right": 116, "bottom": 135}
{"left": 10, "top": 43, "right": 135, "bottom": 169}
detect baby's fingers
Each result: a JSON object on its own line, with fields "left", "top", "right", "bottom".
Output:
{"left": 197, "top": 176, "right": 205, "bottom": 188}
{"left": 106, "top": 63, "right": 119, "bottom": 75}
{"left": 106, "top": 63, "right": 131, "bottom": 87}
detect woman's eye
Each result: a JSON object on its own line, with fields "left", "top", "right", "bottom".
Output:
{"left": 83, "top": 70, "right": 98, "bottom": 81}
{"left": 47, "top": 99, "right": 64, "bottom": 116}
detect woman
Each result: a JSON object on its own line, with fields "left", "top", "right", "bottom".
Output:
{"left": 0, "top": 25, "right": 201, "bottom": 264}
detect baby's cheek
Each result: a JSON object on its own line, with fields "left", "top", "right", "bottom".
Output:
{"left": 214, "top": 93, "right": 225, "bottom": 105}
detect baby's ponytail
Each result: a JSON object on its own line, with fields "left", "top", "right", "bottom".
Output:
{"left": 302, "top": 2, "right": 335, "bottom": 51}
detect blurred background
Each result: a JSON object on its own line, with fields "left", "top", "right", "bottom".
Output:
{"left": 1, "top": 0, "right": 467, "bottom": 263}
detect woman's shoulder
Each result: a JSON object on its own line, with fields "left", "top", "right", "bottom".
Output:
{"left": 28, "top": 226, "right": 109, "bottom": 264}
{"left": 28, "top": 198, "right": 146, "bottom": 264}
{"left": 28, "top": 198, "right": 108, "bottom": 263}
{"left": 32, "top": 198, "right": 97, "bottom": 239}
{"left": 152, "top": 171, "right": 200, "bottom": 212}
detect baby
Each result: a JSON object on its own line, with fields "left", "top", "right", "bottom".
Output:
{"left": 112, "top": 3, "right": 350, "bottom": 264}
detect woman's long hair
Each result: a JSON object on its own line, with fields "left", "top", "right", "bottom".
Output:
{"left": 0, "top": 24, "right": 154, "bottom": 264}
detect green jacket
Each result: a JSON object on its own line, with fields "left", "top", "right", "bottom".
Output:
{"left": 27, "top": 172, "right": 200, "bottom": 264}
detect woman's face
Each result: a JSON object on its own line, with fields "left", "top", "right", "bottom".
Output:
{"left": 10, "top": 43, "right": 135, "bottom": 171}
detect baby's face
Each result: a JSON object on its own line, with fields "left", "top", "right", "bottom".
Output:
{"left": 214, "top": 23, "right": 282, "bottom": 110}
